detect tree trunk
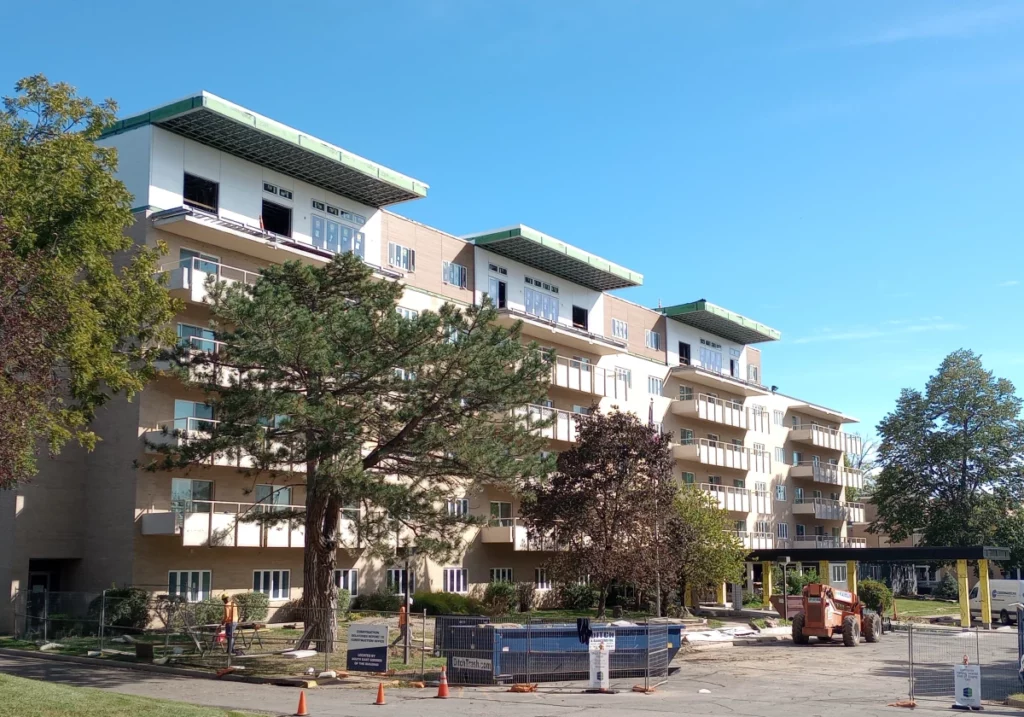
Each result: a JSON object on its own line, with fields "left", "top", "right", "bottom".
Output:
{"left": 301, "top": 491, "right": 339, "bottom": 651}
{"left": 596, "top": 584, "right": 609, "bottom": 618}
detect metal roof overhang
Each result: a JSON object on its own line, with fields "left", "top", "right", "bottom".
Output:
{"left": 747, "top": 546, "right": 1010, "bottom": 563}
{"left": 660, "top": 300, "right": 780, "bottom": 345}
{"left": 101, "top": 93, "right": 428, "bottom": 208}
{"left": 467, "top": 225, "right": 643, "bottom": 292}
{"left": 669, "top": 364, "right": 769, "bottom": 396}
{"left": 795, "top": 402, "right": 859, "bottom": 424}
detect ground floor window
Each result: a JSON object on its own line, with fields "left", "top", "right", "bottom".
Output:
{"left": 535, "top": 569, "right": 552, "bottom": 590}
{"left": 168, "top": 570, "right": 211, "bottom": 602}
{"left": 253, "top": 570, "right": 290, "bottom": 600}
{"left": 443, "top": 568, "right": 468, "bottom": 594}
{"left": 334, "top": 569, "right": 358, "bottom": 596}
{"left": 490, "top": 567, "right": 513, "bottom": 583}
{"left": 831, "top": 564, "right": 848, "bottom": 584}
{"left": 387, "top": 568, "right": 415, "bottom": 595}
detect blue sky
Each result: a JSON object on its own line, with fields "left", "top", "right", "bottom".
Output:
{"left": 4, "top": 0, "right": 1023, "bottom": 437}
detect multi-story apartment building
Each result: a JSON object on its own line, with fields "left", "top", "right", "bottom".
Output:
{"left": 0, "top": 92, "right": 865, "bottom": 626}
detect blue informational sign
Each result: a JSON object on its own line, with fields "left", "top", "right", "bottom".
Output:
{"left": 346, "top": 624, "right": 389, "bottom": 673}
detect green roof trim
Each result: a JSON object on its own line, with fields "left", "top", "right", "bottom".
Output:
{"left": 660, "top": 300, "right": 781, "bottom": 344}
{"left": 466, "top": 225, "right": 643, "bottom": 292}
{"left": 100, "top": 92, "right": 428, "bottom": 208}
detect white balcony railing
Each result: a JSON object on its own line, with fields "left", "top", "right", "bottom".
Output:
{"left": 672, "top": 392, "right": 747, "bottom": 429}
{"left": 700, "top": 483, "right": 751, "bottom": 512}
{"left": 790, "top": 461, "right": 865, "bottom": 490}
{"left": 159, "top": 257, "right": 260, "bottom": 305}
{"left": 549, "top": 355, "right": 629, "bottom": 401}
{"left": 792, "top": 536, "right": 867, "bottom": 549}
{"left": 142, "top": 417, "right": 300, "bottom": 472}
{"left": 515, "top": 404, "right": 580, "bottom": 443}
{"left": 480, "top": 518, "right": 561, "bottom": 551}
{"left": 673, "top": 438, "right": 771, "bottom": 473}
{"left": 790, "top": 423, "right": 848, "bottom": 451}
{"left": 728, "top": 530, "right": 775, "bottom": 550}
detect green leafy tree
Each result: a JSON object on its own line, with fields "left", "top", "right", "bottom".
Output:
{"left": 870, "top": 350, "right": 1024, "bottom": 547}
{"left": 0, "top": 75, "right": 175, "bottom": 487}
{"left": 664, "top": 487, "right": 746, "bottom": 606}
{"left": 146, "top": 254, "right": 552, "bottom": 647}
{"left": 520, "top": 409, "right": 676, "bottom": 617}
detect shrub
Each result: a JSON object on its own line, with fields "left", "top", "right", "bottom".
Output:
{"left": 933, "top": 573, "right": 959, "bottom": 600}
{"left": 743, "top": 591, "right": 764, "bottom": 607}
{"left": 88, "top": 587, "right": 150, "bottom": 632}
{"left": 270, "top": 598, "right": 304, "bottom": 623}
{"left": 337, "top": 589, "right": 351, "bottom": 616}
{"left": 351, "top": 589, "right": 402, "bottom": 613}
{"left": 483, "top": 582, "right": 518, "bottom": 616}
{"left": 558, "top": 582, "right": 597, "bottom": 611}
{"left": 193, "top": 596, "right": 223, "bottom": 626}
{"left": 233, "top": 592, "right": 269, "bottom": 623}
{"left": 412, "top": 591, "right": 474, "bottom": 616}
{"left": 515, "top": 582, "right": 536, "bottom": 613}
{"left": 857, "top": 578, "right": 893, "bottom": 614}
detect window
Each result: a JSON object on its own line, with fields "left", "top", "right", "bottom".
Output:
{"left": 394, "top": 367, "right": 416, "bottom": 381}
{"left": 334, "top": 569, "right": 358, "bottom": 596}
{"left": 572, "top": 306, "right": 589, "bottom": 330}
{"left": 447, "top": 499, "right": 468, "bottom": 517}
{"left": 616, "top": 367, "right": 632, "bottom": 388}
{"left": 261, "top": 200, "right": 291, "bottom": 237}
{"left": 487, "top": 276, "right": 507, "bottom": 309}
{"left": 168, "top": 570, "right": 211, "bottom": 602}
{"left": 255, "top": 484, "right": 292, "bottom": 509}
{"left": 180, "top": 248, "right": 219, "bottom": 276}
{"left": 263, "top": 181, "right": 278, "bottom": 195}
{"left": 773, "top": 410, "right": 784, "bottom": 426}
{"left": 733, "top": 478, "right": 745, "bottom": 488}
{"left": 177, "top": 323, "right": 218, "bottom": 354}
{"left": 253, "top": 570, "right": 290, "bottom": 600}
{"left": 388, "top": 242, "right": 416, "bottom": 271}
{"left": 794, "top": 487, "right": 804, "bottom": 503}
{"left": 183, "top": 173, "right": 219, "bottom": 212}
{"left": 396, "top": 307, "right": 419, "bottom": 321}
{"left": 679, "top": 428, "right": 694, "bottom": 445}
{"left": 776, "top": 523, "right": 789, "bottom": 539}
{"left": 774, "top": 485, "right": 786, "bottom": 501}
{"left": 678, "top": 342, "right": 691, "bottom": 365}
{"left": 752, "top": 520, "right": 769, "bottom": 534}
{"left": 708, "top": 475, "right": 723, "bottom": 486}
{"left": 791, "top": 415, "right": 800, "bottom": 428}
{"left": 173, "top": 400, "right": 214, "bottom": 432}
{"left": 678, "top": 385, "right": 693, "bottom": 401}
{"left": 792, "top": 451, "right": 802, "bottom": 466}
{"left": 729, "top": 359, "right": 739, "bottom": 378}
{"left": 682, "top": 471, "right": 695, "bottom": 484}
{"left": 754, "top": 481, "right": 767, "bottom": 492}
{"left": 488, "top": 263, "right": 508, "bottom": 276}
{"left": 535, "top": 569, "right": 552, "bottom": 590}
{"left": 171, "top": 478, "right": 213, "bottom": 515}
{"left": 524, "top": 276, "right": 559, "bottom": 293}
{"left": 796, "top": 524, "right": 806, "bottom": 537}
{"left": 774, "top": 448, "right": 785, "bottom": 463}
{"left": 699, "top": 344, "right": 723, "bottom": 373}
{"left": 648, "top": 376, "right": 663, "bottom": 395}
{"left": 279, "top": 188, "right": 293, "bottom": 200}
{"left": 443, "top": 568, "right": 468, "bottom": 594}
{"left": 524, "top": 286, "right": 558, "bottom": 321}
{"left": 442, "top": 261, "right": 468, "bottom": 288}
{"left": 753, "top": 442, "right": 765, "bottom": 454}
{"left": 748, "top": 365, "right": 759, "bottom": 383}
{"left": 572, "top": 404, "right": 591, "bottom": 415}
{"left": 645, "top": 329, "right": 662, "bottom": 350}
{"left": 611, "top": 319, "right": 628, "bottom": 340}
{"left": 489, "top": 501, "right": 513, "bottom": 526}
{"left": 831, "top": 564, "right": 847, "bottom": 584}
{"left": 490, "top": 568, "right": 513, "bottom": 583}
{"left": 387, "top": 569, "right": 415, "bottom": 595}
{"left": 707, "top": 432, "right": 720, "bottom": 443}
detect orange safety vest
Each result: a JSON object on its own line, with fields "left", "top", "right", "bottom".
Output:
{"left": 223, "top": 601, "right": 238, "bottom": 624}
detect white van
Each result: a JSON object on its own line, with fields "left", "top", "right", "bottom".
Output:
{"left": 968, "top": 580, "right": 1024, "bottom": 625}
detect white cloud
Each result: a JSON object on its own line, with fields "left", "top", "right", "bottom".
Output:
{"left": 997, "top": 280, "right": 1020, "bottom": 287}
{"left": 846, "top": 4, "right": 1024, "bottom": 47}
{"left": 792, "top": 319, "right": 964, "bottom": 345}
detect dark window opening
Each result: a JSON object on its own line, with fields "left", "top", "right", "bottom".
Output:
{"left": 262, "top": 200, "right": 291, "bottom": 237}
{"left": 183, "top": 173, "right": 219, "bottom": 213}
{"left": 679, "top": 342, "right": 691, "bottom": 365}
{"left": 730, "top": 358, "right": 739, "bottom": 378}
{"left": 572, "top": 305, "right": 589, "bottom": 330}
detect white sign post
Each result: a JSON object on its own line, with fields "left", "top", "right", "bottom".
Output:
{"left": 588, "top": 643, "right": 610, "bottom": 691}
{"left": 953, "top": 663, "right": 982, "bottom": 710}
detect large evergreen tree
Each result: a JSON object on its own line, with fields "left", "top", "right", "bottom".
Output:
{"left": 0, "top": 75, "right": 176, "bottom": 488}
{"left": 870, "top": 349, "right": 1024, "bottom": 547}
{"left": 147, "top": 254, "right": 552, "bottom": 646}
{"left": 520, "top": 409, "right": 676, "bottom": 616}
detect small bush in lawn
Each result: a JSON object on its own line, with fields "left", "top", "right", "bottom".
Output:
{"left": 233, "top": 592, "right": 269, "bottom": 622}
{"left": 352, "top": 589, "right": 402, "bottom": 613}
{"left": 558, "top": 582, "right": 597, "bottom": 611}
{"left": 336, "top": 589, "right": 351, "bottom": 617}
{"left": 193, "top": 596, "right": 223, "bottom": 626}
{"left": 483, "top": 582, "right": 518, "bottom": 616}
{"left": 857, "top": 579, "right": 894, "bottom": 614}
{"left": 88, "top": 587, "right": 150, "bottom": 633}
{"left": 933, "top": 573, "right": 959, "bottom": 601}
{"left": 412, "top": 591, "right": 473, "bottom": 615}
{"left": 516, "top": 582, "right": 536, "bottom": 613}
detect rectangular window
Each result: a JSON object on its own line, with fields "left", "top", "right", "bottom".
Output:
{"left": 333, "top": 569, "right": 358, "bottom": 595}
{"left": 253, "top": 569, "right": 290, "bottom": 600}
{"left": 611, "top": 319, "right": 628, "bottom": 340}
{"left": 278, "top": 188, "right": 293, "bottom": 200}
{"left": 254, "top": 484, "right": 292, "bottom": 509}
{"left": 733, "top": 478, "right": 745, "bottom": 488}
{"left": 753, "top": 442, "right": 765, "bottom": 454}
{"left": 524, "top": 286, "right": 558, "bottom": 321}
{"left": 572, "top": 305, "right": 589, "bottom": 330}
{"left": 773, "top": 410, "right": 784, "bottom": 426}
{"left": 447, "top": 499, "right": 469, "bottom": 517}
{"left": 831, "top": 564, "right": 847, "bottom": 583}
{"left": 442, "top": 261, "right": 468, "bottom": 288}
{"left": 774, "top": 447, "right": 785, "bottom": 463}
{"left": 647, "top": 376, "right": 663, "bottom": 395}
{"left": 168, "top": 570, "right": 211, "bottom": 602}
{"left": 388, "top": 242, "right": 416, "bottom": 271}
{"left": 616, "top": 367, "right": 632, "bottom": 388}
{"left": 708, "top": 475, "right": 723, "bottom": 486}
{"left": 678, "top": 385, "right": 693, "bottom": 401}
{"left": 171, "top": 478, "right": 213, "bottom": 515}
{"left": 535, "top": 569, "right": 552, "bottom": 590}
{"left": 776, "top": 523, "right": 789, "bottom": 539}
{"left": 796, "top": 524, "right": 806, "bottom": 537}
{"left": 775, "top": 485, "right": 787, "bottom": 501}
{"left": 792, "top": 451, "right": 802, "bottom": 466}
{"left": 748, "top": 365, "right": 759, "bottom": 383}
{"left": 755, "top": 520, "right": 771, "bottom": 534}
{"left": 443, "top": 568, "right": 468, "bottom": 594}
{"left": 177, "top": 323, "right": 218, "bottom": 354}
{"left": 679, "top": 428, "right": 694, "bottom": 444}
{"left": 490, "top": 568, "right": 513, "bottom": 583}
{"left": 487, "top": 276, "right": 507, "bottom": 309}
{"left": 173, "top": 399, "right": 214, "bottom": 432}
{"left": 489, "top": 501, "right": 513, "bottom": 527}
{"left": 311, "top": 215, "right": 326, "bottom": 249}
{"left": 645, "top": 329, "right": 662, "bottom": 350}
{"left": 387, "top": 568, "right": 415, "bottom": 595}
{"left": 396, "top": 307, "right": 419, "bottom": 321}
{"left": 682, "top": 471, "right": 695, "bottom": 484}
{"left": 699, "top": 345, "right": 723, "bottom": 373}
{"left": 488, "top": 263, "right": 508, "bottom": 276}
{"left": 678, "top": 342, "right": 691, "bottom": 365}
{"left": 755, "top": 481, "right": 767, "bottom": 492}
{"left": 261, "top": 200, "right": 291, "bottom": 237}
{"left": 183, "top": 173, "right": 219, "bottom": 213}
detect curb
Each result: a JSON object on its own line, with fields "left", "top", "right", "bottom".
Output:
{"left": 733, "top": 636, "right": 791, "bottom": 646}
{"left": 0, "top": 648, "right": 316, "bottom": 688}
{"left": 1007, "top": 697, "right": 1024, "bottom": 709}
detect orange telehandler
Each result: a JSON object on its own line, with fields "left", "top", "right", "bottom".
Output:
{"left": 791, "top": 583, "right": 881, "bottom": 647}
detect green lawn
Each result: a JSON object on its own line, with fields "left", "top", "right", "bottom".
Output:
{"left": 891, "top": 597, "right": 960, "bottom": 618}
{"left": 0, "top": 673, "right": 257, "bottom": 717}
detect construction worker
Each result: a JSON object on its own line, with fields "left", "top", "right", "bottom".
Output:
{"left": 221, "top": 593, "right": 239, "bottom": 655}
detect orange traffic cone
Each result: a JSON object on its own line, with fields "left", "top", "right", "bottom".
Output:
{"left": 294, "top": 690, "right": 309, "bottom": 716}
{"left": 436, "top": 666, "right": 450, "bottom": 699}
{"left": 375, "top": 682, "right": 386, "bottom": 706}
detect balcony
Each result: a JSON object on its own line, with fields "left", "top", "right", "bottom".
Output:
{"left": 790, "top": 424, "right": 847, "bottom": 451}
{"left": 139, "top": 500, "right": 360, "bottom": 549}
{"left": 673, "top": 438, "right": 771, "bottom": 473}
{"left": 480, "top": 519, "right": 561, "bottom": 551}
{"left": 792, "top": 536, "right": 867, "bottom": 549}
{"left": 496, "top": 307, "right": 626, "bottom": 356}
{"left": 549, "top": 355, "right": 629, "bottom": 401}
{"left": 728, "top": 530, "right": 775, "bottom": 550}
{"left": 515, "top": 404, "right": 580, "bottom": 444}
{"left": 793, "top": 498, "right": 864, "bottom": 522}
{"left": 700, "top": 484, "right": 750, "bottom": 512}
{"left": 669, "top": 361, "right": 769, "bottom": 397}
{"left": 141, "top": 417, "right": 301, "bottom": 472}
{"left": 789, "top": 462, "right": 865, "bottom": 490}
{"left": 160, "top": 257, "right": 260, "bottom": 305}
{"left": 671, "top": 393, "right": 747, "bottom": 429}
{"left": 157, "top": 336, "right": 239, "bottom": 387}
